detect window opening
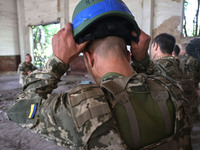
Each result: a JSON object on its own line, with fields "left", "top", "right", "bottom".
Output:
{"left": 182, "top": 0, "right": 200, "bottom": 37}
{"left": 32, "top": 22, "right": 60, "bottom": 69}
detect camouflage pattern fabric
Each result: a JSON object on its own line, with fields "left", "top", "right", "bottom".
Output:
{"left": 100, "top": 73, "right": 192, "bottom": 150}
{"left": 179, "top": 55, "right": 200, "bottom": 88}
{"left": 7, "top": 55, "right": 192, "bottom": 149}
{"left": 178, "top": 55, "right": 200, "bottom": 122}
{"left": 131, "top": 54, "right": 153, "bottom": 74}
{"left": 152, "top": 56, "right": 182, "bottom": 81}
{"left": 132, "top": 55, "right": 182, "bottom": 81}
{"left": 8, "top": 55, "right": 126, "bottom": 149}
{"left": 18, "top": 61, "right": 37, "bottom": 84}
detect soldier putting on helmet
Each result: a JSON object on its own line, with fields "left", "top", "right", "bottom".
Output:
{"left": 7, "top": 0, "right": 192, "bottom": 149}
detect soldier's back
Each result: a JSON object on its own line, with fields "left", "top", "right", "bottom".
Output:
{"left": 153, "top": 56, "right": 182, "bottom": 81}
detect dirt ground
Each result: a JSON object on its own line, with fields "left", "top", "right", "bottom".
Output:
{"left": 0, "top": 72, "right": 200, "bottom": 150}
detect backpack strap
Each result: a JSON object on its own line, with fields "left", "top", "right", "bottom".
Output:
{"left": 146, "top": 78, "right": 172, "bottom": 135}
{"left": 101, "top": 75, "right": 141, "bottom": 149}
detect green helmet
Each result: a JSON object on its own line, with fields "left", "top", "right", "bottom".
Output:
{"left": 72, "top": 0, "right": 140, "bottom": 44}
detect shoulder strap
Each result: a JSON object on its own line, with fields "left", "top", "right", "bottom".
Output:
{"left": 146, "top": 78, "right": 172, "bottom": 135}
{"left": 101, "top": 75, "right": 141, "bottom": 149}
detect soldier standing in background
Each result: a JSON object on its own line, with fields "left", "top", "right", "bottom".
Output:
{"left": 185, "top": 38, "right": 200, "bottom": 88}
{"left": 7, "top": 0, "right": 192, "bottom": 149}
{"left": 150, "top": 33, "right": 182, "bottom": 81}
{"left": 18, "top": 54, "right": 37, "bottom": 85}
{"left": 185, "top": 38, "right": 200, "bottom": 121}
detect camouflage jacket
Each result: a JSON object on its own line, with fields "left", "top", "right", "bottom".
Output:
{"left": 7, "top": 55, "right": 192, "bottom": 150}
{"left": 132, "top": 55, "right": 182, "bottom": 80}
{"left": 18, "top": 61, "right": 37, "bottom": 76}
{"left": 179, "top": 55, "right": 200, "bottom": 87}
{"left": 152, "top": 56, "right": 182, "bottom": 81}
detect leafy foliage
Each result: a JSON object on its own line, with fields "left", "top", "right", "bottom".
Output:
{"left": 32, "top": 23, "right": 60, "bottom": 69}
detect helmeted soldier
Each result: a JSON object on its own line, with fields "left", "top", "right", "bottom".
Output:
{"left": 7, "top": 0, "right": 192, "bottom": 149}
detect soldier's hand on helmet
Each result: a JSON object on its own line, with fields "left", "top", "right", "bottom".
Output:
{"left": 52, "top": 23, "right": 89, "bottom": 64}
{"left": 131, "top": 30, "right": 151, "bottom": 61}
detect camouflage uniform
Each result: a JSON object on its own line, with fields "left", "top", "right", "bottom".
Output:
{"left": 18, "top": 61, "right": 37, "bottom": 85}
{"left": 7, "top": 55, "right": 192, "bottom": 150}
{"left": 152, "top": 56, "right": 182, "bottom": 81}
{"left": 179, "top": 55, "right": 200, "bottom": 88}
{"left": 132, "top": 55, "right": 182, "bottom": 80}
{"left": 135, "top": 55, "right": 199, "bottom": 122}
{"left": 178, "top": 55, "right": 200, "bottom": 121}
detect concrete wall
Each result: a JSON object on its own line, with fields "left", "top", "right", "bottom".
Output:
{"left": 24, "top": 0, "right": 59, "bottom": 26}
{"left": 17, "top": 0, "right": 69, "bottom": 63}
{"left": 0, "top": 0, "right": 20, "bottom": 56}
{"left": 153, "top": 0, "right": 183, "bottom": 42}
{"left": 124, "top": 0, "right": 184, "bottom": 43}
{"left": 0, "top": 0, "right": 20, "bottom": 72}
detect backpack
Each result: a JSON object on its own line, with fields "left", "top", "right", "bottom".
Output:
{"left": 101, "top": 74, "right": 191, "bottom": 150}
{"left": 68, "top": 74, "right": 192, "bottom": 150}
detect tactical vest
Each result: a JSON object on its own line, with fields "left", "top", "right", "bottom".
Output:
{"left": 68, "top": 74, "right": 192, "bottom": 150}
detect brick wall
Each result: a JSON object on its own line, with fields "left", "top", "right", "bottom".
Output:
{"left": 0, "top": 55, "right": 21, "bottom": 72}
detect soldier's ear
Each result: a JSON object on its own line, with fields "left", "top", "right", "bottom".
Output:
{"left": 84, "top": 51, "right": 94, "bottom": 67}
{"left": 154, "top": 42, "right": 158, "bottom": 51}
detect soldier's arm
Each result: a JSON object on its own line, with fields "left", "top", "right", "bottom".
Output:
{"left": 131, "top": 54, "right": 154, "bottom": 74}
{"left": 22, "top": 55, "right": 69, "bottom": 98}
{"left": 88, "top": 119, "right": 127, "bottom": 150}
{"left": 130, "top": 30, "right": 154, "bottom": 74}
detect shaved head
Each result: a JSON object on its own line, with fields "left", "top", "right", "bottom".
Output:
{"left": 87, "top": 36, "right": 128, "bottom": 58}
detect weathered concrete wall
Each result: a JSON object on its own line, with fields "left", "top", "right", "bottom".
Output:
{"left": 17, "top": 0, "right": 69, "bottom": 62}
{"left": 0, "top": 0, "right": 20, "bottom": 56}
{"left": 24, "top": 0, "right": 59, "bottom": 26}
{"left": 153, "top": 0, "right": 183, "bottom": 43}
{"left": 69, "top": 0, "right": 79, "bottom": 22}
{"left": 24, "top": 0, "right": 69, "bottom": 27}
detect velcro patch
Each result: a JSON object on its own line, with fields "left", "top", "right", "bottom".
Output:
{"left": 28, "top": 104, "right": 37, "bottom": 119}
